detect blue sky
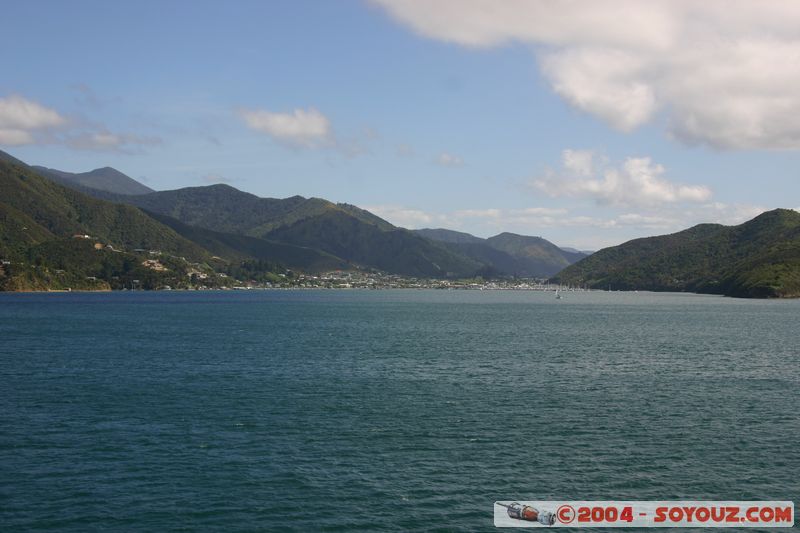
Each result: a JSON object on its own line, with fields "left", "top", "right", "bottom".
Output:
{"left": 2, "top": 1, "right": 800, "bottom": 249}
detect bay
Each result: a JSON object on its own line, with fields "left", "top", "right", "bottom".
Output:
{"left": 1, "top": 290, "right": 798, "bottom": 531}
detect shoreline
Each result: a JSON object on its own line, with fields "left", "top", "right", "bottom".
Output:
{"left": 1, "top": 287, "right": 797, "bottom": 299}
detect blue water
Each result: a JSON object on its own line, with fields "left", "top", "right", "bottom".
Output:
{"left": 1, "top": 290, "right": 798, "bottom": 531}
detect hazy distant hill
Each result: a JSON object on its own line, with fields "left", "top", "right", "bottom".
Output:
{"left": 486, "top": 232, "right": 587, "bottom": 271}
{"left": 552, "top": 209, "right": 800, "bottom": 298}
{"left": 33, "top": 165, "right": 154, "bottom": 195}
{"left": 415, "top": 228, "right": 587, "bottom": 277}
{"left": 560, "top": 246, "right": 594, "bottom": 256}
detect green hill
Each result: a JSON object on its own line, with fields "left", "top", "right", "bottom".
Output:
{"left": 552, "top": 209, "right": 800, "bottom": 298}
{"left": 0, "top": 156, "right": 252, "bottom": 291}
{"left": 0, "top": 157, "right": 208, "bottom": 262}
{"left": 116, "top": 185, "right": 389, "bottom": 237}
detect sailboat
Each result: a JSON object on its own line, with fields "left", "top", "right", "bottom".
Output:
{"left": 555, "top": 288, "right": 563, "bottom": 300}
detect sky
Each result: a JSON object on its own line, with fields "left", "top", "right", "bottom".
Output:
{"left": 2, "top": 0, "right": 800, "bottom": 249}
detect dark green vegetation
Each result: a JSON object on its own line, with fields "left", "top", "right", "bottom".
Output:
{"left": 2, "top": 238, "right": 222, "bottom": 291}
{"left": 266, "top": 211, "right": 482, "bottom": 278}
{"left": 415, "top": 228, "right": 586, "bottom": 277}
{"left": 553, "top": 209, "right": 800, "bottom": 298}
{"left": 146, "top": 211, "right": 348, "bottom": 272}
{"left": 0, "top": 157, "right": 208, "bottom": 262}
{"left": 0, "top": 155, "right": 242, "bottom": 291}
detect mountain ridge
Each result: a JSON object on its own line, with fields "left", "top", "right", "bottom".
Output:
{"left": 552, "top": 209, "right": 800, "bottom": 298}
{"left": 32, "top": 165, "right": 154, "bottom": 195}
{"left": 414, "top": 228, "right": 587, "bottom": 277}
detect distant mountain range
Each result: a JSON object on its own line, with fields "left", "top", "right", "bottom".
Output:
{"left": 76, "top": 184, "right": 486, "bottom": 278}
{"left": 413, "top": 228, "right": 587, "bottom": 277}
{"left": 105, "top": 184, "right": 585, "bottom": 277}
{"left": 0, "top": 149, "right": 587, "bottom": 290}
{"left": 553, "top": 209, "right": 800, "bottom": 298}
{"left": 3, "top": 148, "right": 799, "bottom": 297}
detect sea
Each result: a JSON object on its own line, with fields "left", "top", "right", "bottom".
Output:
{"left": 1, "top": 290, "right": 798, "bottom": 531}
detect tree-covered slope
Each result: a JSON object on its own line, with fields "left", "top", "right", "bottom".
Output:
{"left": 0, "top": 158, "right": 209, "bottom": 262}
{"left": 266, "top": 210, "right": 482, "bottom": 278}
{"left": 112, "top": 185, "right": 390, "bottom": 237}
{"left": 146, "top": 210, "right": 348, "bottom": 272}
{"left": 552, "top": 209, "right": 800, "bottom": 298}
{"left": 121, "top": 186, "right": 479, "bottom": 276}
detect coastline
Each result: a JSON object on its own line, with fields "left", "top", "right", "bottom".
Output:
{"left": 2, "top": 286, "right": 797, "bottom": 299}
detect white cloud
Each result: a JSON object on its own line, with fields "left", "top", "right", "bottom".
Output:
{"left": 367, "top": 204, "right": 573, "bottom": 232}
{"left": 540, "top": 47, "right": 656, "bottom": 132}
{"left": 363, "top": 201, "right": 769, "bottom": 250}
{"left": 561, "top": 149, "right": 596, "bottom": 177}
{"left": 238, "top": 106, "right": 377, "bottom": 157}
{"left": 0, "top": 94, "right": 65, "bottom": 130}
{"left": 239, "top": 107, "right": 332, "bottom": 148}
{"left": 201, "top": 174, "right": 234, "bottom": 184}
{"left": 455, "top": 207, "right": 567, "bottom": 220}
{"left": 454, "top": 208, "right": 502, "bottom": 219}
{"left": 372, "top": 1, "right": 800, "bottom": 149}
{"left": 0, "top": 95, "right": 66, "bottom": 145}
{"left": 371, "top": 0, "right": 674, "bottom": 49}
{"left": 365, "top": 205, "right": 453, "bottom": 228}
{"left": 0, "top": 128, "right": 34, "bottom": 146}
{"left": 436, "top": 152, "right": 463, "bottom": 166}
{"left": 0, "top": 93, "right": 160, "bottom": 152}
{"left": 534, "top": 150, "right": 712, "bottom": 207}
{"left": 696, "top": 202, "right": 769, "bottom": 226}
{"left": 396, "top": 143, "right": 415, "bottom": 157}
{"left": 64, "top": 130, "right": 161, "bottom": 152}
